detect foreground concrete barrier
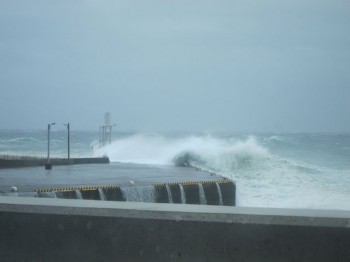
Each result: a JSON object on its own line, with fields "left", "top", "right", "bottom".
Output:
{"left": 0, "top": 197, "right": 349, "bottom": 262}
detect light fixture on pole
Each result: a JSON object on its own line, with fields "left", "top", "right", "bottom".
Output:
{"left": 64, "top": 122, "right": 70, "bottom": 165}
{"left": 45, "top": 122, "right": 56, "bottom": 170}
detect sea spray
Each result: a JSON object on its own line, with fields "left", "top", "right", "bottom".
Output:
{"left": 93, "top": 134, "right": 269, "bottom": 170}
{"left": 173, "top": 137, "right": 271, "bottom": 173}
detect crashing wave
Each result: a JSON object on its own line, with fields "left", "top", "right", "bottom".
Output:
{"left": 173, "top": 151, "right": 204, "bottom": 167}
{"left": 94, "top": 134, "right": 273, "bottom": 174}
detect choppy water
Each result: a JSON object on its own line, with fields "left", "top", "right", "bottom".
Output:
{"left": 1, "top": 130, "right": 349, "bottom": 210}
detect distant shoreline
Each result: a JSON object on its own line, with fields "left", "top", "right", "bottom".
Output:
{"left": 0, "top": 155, "right": 109, "bottom": 168}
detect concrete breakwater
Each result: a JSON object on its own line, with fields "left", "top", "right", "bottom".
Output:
{"left": 0, "top": 197, "right": 349, "bottom": 262}
{"left": 8, "top": 180, "right": 236, "bottom": 206}
{"left": 0, "top": 155, "right": 109, "bottom": 168}
{"left": 0, "top": 162, "right": 236, "bottom": 207}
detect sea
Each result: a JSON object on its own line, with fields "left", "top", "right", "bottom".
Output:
{"left": 0, "top": 129, "right": 349, "bottom": 210}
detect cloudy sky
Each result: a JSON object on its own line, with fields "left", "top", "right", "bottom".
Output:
{"left": 0, "top": 0, "right": 349, "bottom": 132}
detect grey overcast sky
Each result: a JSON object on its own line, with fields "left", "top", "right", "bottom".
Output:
{"left": 0, "top": 0, "right": 349, "bottom": 132}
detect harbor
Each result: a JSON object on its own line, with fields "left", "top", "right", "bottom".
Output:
{"left": 1, "top": 128, "right": 350, "bottom": 261}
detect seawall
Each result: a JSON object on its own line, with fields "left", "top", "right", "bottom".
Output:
{"left": 31, "top": 180, "right": 236, "bottom": 206}
{"left": 1, "top": 197, "right": 349, "bottom": 262}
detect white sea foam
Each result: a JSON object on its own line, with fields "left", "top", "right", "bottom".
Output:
{"left": 93, "top": 134, "right": 267, "bottom": 167}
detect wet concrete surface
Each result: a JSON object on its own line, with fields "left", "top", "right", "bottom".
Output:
{"left": 0, "top": 162, "right": 225, "bottom": 193}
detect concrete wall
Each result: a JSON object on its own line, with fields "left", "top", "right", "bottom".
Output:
{"left": 0, "top": 197, "right": 350, "bottom": 262}
{"left": 35, "top": 181, "right": 236, "bottom": 206}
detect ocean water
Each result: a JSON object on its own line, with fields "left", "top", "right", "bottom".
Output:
{"left": 1, "top": 130, "right": 349, "bottom": 210}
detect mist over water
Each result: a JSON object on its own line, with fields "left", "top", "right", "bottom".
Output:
{"left": 1, "top": 130, "right": 349, "bottom": 210}
{"left": 0, "top": 130, "right": 97, "bottom": 158}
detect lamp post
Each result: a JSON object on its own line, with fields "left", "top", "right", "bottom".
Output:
{"left": 45, "top": 122, "right": 56, "bottom": 170}
{"left": 64, "top": 123, "right": 70, "bottom": 165}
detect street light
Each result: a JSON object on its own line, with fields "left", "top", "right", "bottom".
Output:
{"left": 64, "top": 123, "right": 70, "bottom": 165}
{"left": 45, "top": 122, "right": 56, "bottom": 170}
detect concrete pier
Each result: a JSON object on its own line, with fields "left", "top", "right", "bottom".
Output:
{"left": 0, "top": 162, "right": 236, "bottom": 206}
{"left": 0, "top": 197, "right": 349, "bottom": 261}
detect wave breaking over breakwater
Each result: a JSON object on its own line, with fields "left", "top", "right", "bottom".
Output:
{"left": 1, "top": 130, "right": 349, "bottom": 210}
{"left": 93, "top": 134, "right": 268, "bottom": 168}
{"left": 94, "top": 133, "right": 350, "bottom": 210}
